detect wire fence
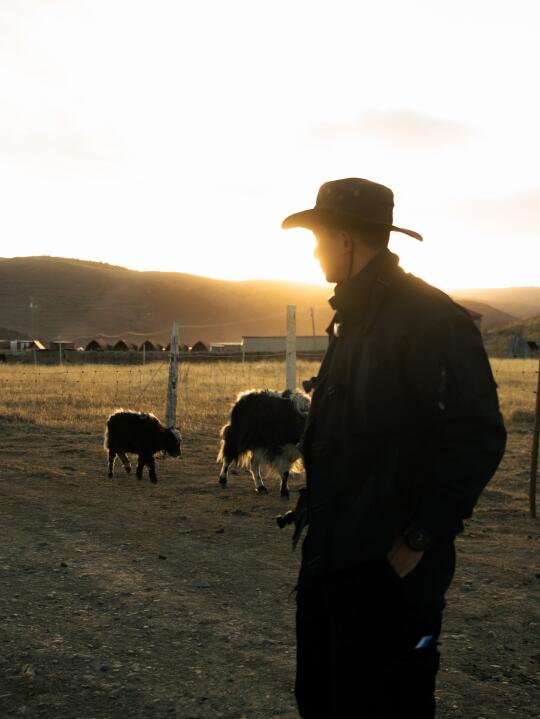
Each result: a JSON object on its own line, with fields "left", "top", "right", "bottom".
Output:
{"left": 0, "top": 354, "right": 537, "bottom": 436}
{"left": 0, "top": 354, "right": 321, "bottom": 436}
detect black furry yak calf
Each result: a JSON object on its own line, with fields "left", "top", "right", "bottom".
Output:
{"left": 217, "top": 389, "right": 310, "bottom": 498}
{"left": 104, "top": 410, "right": 181, "bottom": 483}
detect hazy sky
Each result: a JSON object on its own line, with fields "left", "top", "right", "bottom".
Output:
{"left": 1, "top": 0, "right": 539, "bottom": 288}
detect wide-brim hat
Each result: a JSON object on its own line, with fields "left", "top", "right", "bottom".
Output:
{"left": 281, "top": 177, "right": 423, "bottom": 241}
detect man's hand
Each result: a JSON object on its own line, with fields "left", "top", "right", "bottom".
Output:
{"left": 387, "top": 533, "right": 424, "bottom": 578}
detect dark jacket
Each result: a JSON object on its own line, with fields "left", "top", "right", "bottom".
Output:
{"left": 300, "top": 249, "right": 507, "bottom": 575}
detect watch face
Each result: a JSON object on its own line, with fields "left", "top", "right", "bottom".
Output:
{"left": 407, "top": 528, "right": 431, "bottom": 550}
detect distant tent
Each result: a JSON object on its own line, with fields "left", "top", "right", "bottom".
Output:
{"left": 112, "top": 339, "right": 131, "bottom": 351}
{"left": 85, "top": 338, "right": 109, "bottom": 351}
{"left": 191, "top": 340, "right": 209, "bottom": 353}
{"left": 165, "top": 342, "right": 189, "bottom": 352}
{"left": 139, "top": 339, "right": 160, "bottom": 352}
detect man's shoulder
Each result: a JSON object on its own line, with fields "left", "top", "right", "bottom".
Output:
{"left": 389, "top": 271, "right": 474, "bottom": 330}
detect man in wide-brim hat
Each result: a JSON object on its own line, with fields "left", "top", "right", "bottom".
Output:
{"left": 282, "top": 178, "right": 506, "bottom": 718}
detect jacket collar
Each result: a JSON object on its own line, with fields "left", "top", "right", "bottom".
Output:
{"left": 326, "top": 249, "right": 403, "bottom": 336}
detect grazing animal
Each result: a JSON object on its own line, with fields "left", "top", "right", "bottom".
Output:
{"left": 104, "top": 410, "right": 181, "bottom": 483}
{"left": 217, "top": 389, "right": 310, "bottom": 497}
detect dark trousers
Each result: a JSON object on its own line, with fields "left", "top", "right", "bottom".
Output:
{"left": 295, "top": 546, "right": 455, "bottom": 718}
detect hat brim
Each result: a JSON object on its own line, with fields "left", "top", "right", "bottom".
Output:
{"left": 281, "top": 208, "right": 423, "bottom": 241}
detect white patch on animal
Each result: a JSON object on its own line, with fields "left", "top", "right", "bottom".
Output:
{"left": 217, "top": 389, "right": 310, "bottom": 498}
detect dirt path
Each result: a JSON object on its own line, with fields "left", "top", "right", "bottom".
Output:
{"left": 1, "top": 418, "right": 539, "bottom": 718}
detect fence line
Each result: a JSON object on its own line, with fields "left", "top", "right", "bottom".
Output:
{"left": 0, "top": 352, "right": 538, "bottom": 514}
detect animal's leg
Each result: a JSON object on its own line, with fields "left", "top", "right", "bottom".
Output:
{"left": 118, "top": 452, "right": 131, "bottom": 474}
{"left": 136, "top": 455, "right": 145, "bottom": 480}
{"left": 250, "top": 456, "right": 267, "bottom": 495}
{"left": 107, "top": 450, "right": 116, "bottom": 478}
{"left": 280, "top": 470, "right": 290, "bottom": 499}
{"left": 148, "top": 456, "right": 157, "bottom": 483}
{"left": 219, "top": 460, "right": 229, "bottom": 487}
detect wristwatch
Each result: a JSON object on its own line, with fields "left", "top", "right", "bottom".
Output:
{"left": 402, "top": 524, "right": 433, "bottom": 552}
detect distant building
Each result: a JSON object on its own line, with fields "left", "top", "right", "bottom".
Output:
{"left": 191, "top": 340, "right": 209, "bottom": 353}
{"left": 85, "top": 339, "right": 109, "bottom": 351}
{"left": 112, "top": 339, "right": 132, "bottom": 351}
{"left": 242, "top": 335, "right": 328, "bottom": 355}
{"left": 10, "top": 339, "right": 46, "bottom": 351}
{"left": 510, "top": 335, "right": 535, "bottom": 358}
{"left": 210, "top": 342, "right": 243, "bottom": 354}
{"left": 50, "top": 340, "right": 75, "bottom": 351}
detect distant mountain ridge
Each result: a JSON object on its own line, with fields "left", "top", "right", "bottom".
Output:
{"left": 0, "top": 256, "right": 535, "bottom": 346}
{"left": 450, "top": 287, "right": 540, "bottom": 319}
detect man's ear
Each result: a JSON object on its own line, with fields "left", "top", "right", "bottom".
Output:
{"left": 340, "top": 229, "right": 353, "bottom": 250}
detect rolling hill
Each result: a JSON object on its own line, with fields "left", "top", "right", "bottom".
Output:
{"left": 0, "top": 257, "right": 334, "bottom": 346}
{"left": 482, "top": 315, "right": 540, "bottom": 357}
{"left": 0, "top": 256, "right": 533, "bottom": 346}
{"left": 450, "top": 287, "right": 540, "bottom": 319}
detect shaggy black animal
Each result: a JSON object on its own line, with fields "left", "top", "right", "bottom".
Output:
{"left": 217, "top": 389, "right": 310, "bottom": 497}
{"left": 104, "top": 410, "right": 181, "bottom": 483}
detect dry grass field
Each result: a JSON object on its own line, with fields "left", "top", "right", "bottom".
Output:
{"left": 0, "top": 358, "right": 539, "bottom": 719}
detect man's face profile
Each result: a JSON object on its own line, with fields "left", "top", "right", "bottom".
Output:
{"left": 313, "top": 226, "right": 351, "bottom": 283}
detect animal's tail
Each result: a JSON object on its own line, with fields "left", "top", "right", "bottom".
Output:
{"left": 217, "top": 422, "right": 250, "bottom": 467}
{"left": 217, "top": 423, "right": 231, "bottom": 464}
{"left": 103, "top": 409, "right": 126, "bottom": 451}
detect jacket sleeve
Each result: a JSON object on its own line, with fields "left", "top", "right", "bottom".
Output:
{"left": 404, "top": 313, "right": 507, "bottom": 540}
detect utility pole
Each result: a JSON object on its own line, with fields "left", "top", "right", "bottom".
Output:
{"left": 29, "top": 298, "right": 38, "bottom": 338}
{"left": 29, "top": 298, "right": 38, "bottom": 367}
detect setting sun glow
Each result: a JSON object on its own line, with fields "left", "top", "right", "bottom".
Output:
{"left": 0, "top": 1, "right": 538, "bottom": 290}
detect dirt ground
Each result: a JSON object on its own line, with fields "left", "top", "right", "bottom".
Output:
{"left": 0, "top": 416, "right": 539, "bottom": 719}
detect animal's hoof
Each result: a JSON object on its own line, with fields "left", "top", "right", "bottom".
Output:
{"left": 107, "top": 472, "right": 113, "bottom": 479}
{"left": 150, "top": 477, "right": 157, "bottom": 484}
{"left": 136, "top": 473, "right": 143, "bottom": 480}
{"left": 219, "top": 477, "right": 227, "bottom": 487}
{"left": 280, "top": 489, "right": 290, "bottom": 500}
{"left": 125, "top": 466, "right": 131, "bottom": 474}
{"left": 256, "top": 486, "right": 268, "bottom": 495}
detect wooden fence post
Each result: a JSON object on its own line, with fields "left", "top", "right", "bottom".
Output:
{"left": 166, "top": 322, "right": 180, "bottom": 428}
{"left": 530, "top": 352, "right": 540, "bottom": 519}
{"left": 286, "top": 305, "right": 296, "bottom": 392}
